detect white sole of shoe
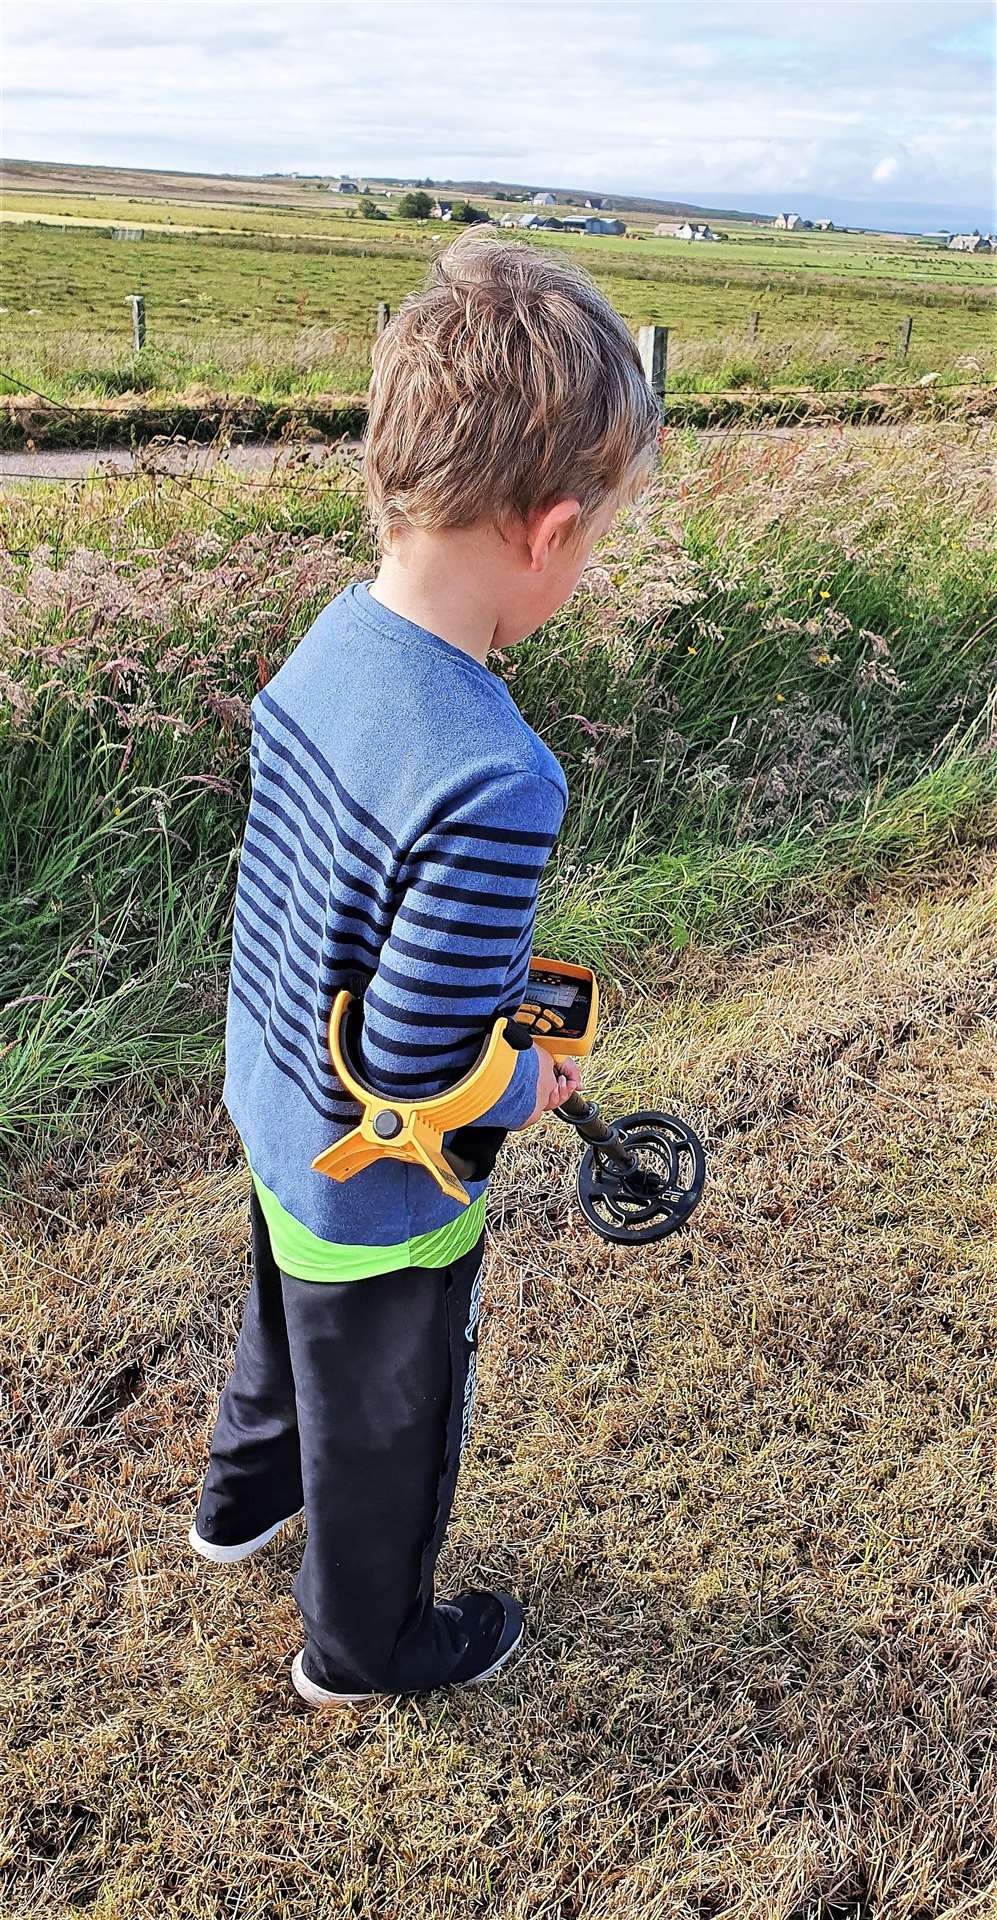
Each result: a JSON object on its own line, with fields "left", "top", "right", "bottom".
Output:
{"left": 189, "top": 1507, "right": 304, "bottom": 1564}
{"left": 289, "top": 1618, "right": 524, "bottom": 1709}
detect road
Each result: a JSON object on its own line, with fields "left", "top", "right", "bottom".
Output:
{"left": 0, "top": 421, "right": 954, "bottom": 485}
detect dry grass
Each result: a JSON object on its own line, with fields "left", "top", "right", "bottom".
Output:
{"left": 3, "top": 851, "right": 997, "bottom": 1919}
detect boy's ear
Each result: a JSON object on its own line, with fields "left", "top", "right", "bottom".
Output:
{"left": 525, "top": 498, "right": 582, "bottom": 571}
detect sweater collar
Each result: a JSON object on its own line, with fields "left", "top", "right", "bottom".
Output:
{"left": 350, "top": 582, "right": 506, "bottom": 688}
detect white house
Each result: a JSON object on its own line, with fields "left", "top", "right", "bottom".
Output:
{"left": 815, "top": 218, "right": 835, "bottom": 231}
{"left": 532, "top": 191, "right": 555, "bottom": 207}
{"left": 948, "top": 232, "right": 992, "bottom": 252}
{"left": 673, "top": 221, "right": 718, "bottom": 242}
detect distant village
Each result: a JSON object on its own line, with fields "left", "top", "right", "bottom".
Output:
{"left": 326, "top": 178, "right": 996, "bottom": 250}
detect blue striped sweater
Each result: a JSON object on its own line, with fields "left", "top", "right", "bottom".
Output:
{"left": 223, "top": 581, "right": 569, "bottom": 1247}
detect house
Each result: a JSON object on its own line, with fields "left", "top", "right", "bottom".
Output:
{"left": 948, "top": 231, "right": 992, "bottom": 252}
{"left": 584, "top": 196, "right": 603, "bottom": 209}
{"left": 673, "top": 220, "right": 718, "bottom": 242}
{"left": 532, "top": 191, "right": 555, "bottom": 207}
{"left": 815, "top": 218, "right": 835, "bottom": 231}
{"left": 335, "top": 180, "right": 358, "bottom": 194}
{"left": 431, "top": 200, "right": 453, "bottom": 220}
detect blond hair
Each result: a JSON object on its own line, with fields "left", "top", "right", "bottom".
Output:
{"left": 363, "top": 229, "right": 659, "bottom": 545}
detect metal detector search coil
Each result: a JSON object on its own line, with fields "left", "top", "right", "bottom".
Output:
{"left": 312, "top": 956, "right": 706, "bottom": 1244}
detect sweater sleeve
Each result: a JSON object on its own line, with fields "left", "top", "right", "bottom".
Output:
{"left": 356, "top": 766, "right": 567, "bottom": 1132}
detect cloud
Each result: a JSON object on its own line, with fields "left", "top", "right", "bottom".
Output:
{"left": 3, "top": 1, "right": 994, "bottom": 222}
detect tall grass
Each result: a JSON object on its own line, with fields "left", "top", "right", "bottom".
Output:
{"left": 1, "top": 425, "right": 994, "bottom": 1145}
{"left": 4, "top": 323, "right": 993, "bottom": 410}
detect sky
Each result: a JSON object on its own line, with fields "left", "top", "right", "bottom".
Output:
{"left": 3, "top": 0, "right": 996, "bottom": 233}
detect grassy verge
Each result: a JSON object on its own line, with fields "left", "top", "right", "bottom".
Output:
{"left": 2, "top": 381, "right": 996, "bottom": 450}
{"left": 1, "top": 425, "right": 994, "bottom": 1147}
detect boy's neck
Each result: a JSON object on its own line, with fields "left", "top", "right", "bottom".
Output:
{"left": 369, "top": 529, "right": 504, "bottom": 668}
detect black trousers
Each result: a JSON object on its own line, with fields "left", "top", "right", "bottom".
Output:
{"left": 194, "top": 1189, "right": 487, "bottom": 1692}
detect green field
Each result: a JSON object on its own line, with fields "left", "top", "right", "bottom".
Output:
{"left": 2, "top": 163, "right": 995, "bottom": 405}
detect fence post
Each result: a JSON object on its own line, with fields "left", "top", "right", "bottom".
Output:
{"left": 637, "top": 325, "right": 668, "bottom": 416}
{"left": 129, "top": 294, "right": 146, "bottom": 352}
{"left": 899, "top": 315, "right": 913, "bottom": 357}
{"left": 376, "top": 301, "right": 391, "bottom": 335}
{"left": 747, "top": 310, "right": 760, "bottom": 341}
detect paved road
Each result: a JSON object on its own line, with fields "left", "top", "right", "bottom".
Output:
{"left": 0, "top": 419, "right": 986, "bottom": 485}
{"left": 0, "top": 441, "right": 357, "bottom": 483}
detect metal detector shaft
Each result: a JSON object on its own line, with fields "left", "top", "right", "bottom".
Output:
{"left": 553, "top": 1091, "right": 637, "bottom": 1169}
{"left": 442, "top": 1090, "right": 634, "bottom": 1184}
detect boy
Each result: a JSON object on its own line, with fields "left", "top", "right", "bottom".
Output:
{"left": 190, "top": 231, "right": 659, "bottom": 1707}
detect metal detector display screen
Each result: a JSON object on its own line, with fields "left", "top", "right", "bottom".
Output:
{"left": 525, "top": 966, "right": 592, "bottom": 1039}
{"left": 536, "top": 982, "right": 577, "bottom": 1009}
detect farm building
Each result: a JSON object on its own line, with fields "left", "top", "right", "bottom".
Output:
{"left": 532, "top": 191, "right": 555, "bottom": 207}
{"left": 560, "top": 215, "right": 625, "bottom": 236}
{"left": 948, "top": 232, "right": 993, "bottom": 252}
{"left": 431, "top": 201, "right": 453, "bottom": 219}
{"left": 584, "top": 197, "right": 603, "bottom": 209}
{"left": 335, "top": 180, "right": 359, "bottom": 195}
{"left": 815, "top": 218, "right": 835, "bottom": 231}
{"left": 774, "top": 212, "right": 813, "bottom": 230}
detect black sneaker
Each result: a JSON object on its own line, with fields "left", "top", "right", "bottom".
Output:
{"left": 290, "top": 1588, "right": 524, "bottom": 1707}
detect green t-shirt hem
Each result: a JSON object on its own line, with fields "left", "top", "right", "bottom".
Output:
{"left": 246, "top": 1153, "right": 486, "bottom": 1283}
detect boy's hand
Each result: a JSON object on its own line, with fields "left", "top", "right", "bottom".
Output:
{"left": 516, "top": 1046, "right": 583, "bottom": 1129}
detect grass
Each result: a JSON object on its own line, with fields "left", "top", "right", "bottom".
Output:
{"left": 1, "top": 423, "right": 994, "bottom": 1146}
{"left": 3, "top": 848, "right": 996, "bottom": 1917}
{"left": 2, "top": 283, "right": 996, "bottom": 1909}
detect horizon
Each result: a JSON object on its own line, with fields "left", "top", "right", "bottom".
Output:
{"left": 5, "top": 154, "right": 994, "bottom": 241}
{"left": 4, "top": 1, "right": 995, "bottom": 238}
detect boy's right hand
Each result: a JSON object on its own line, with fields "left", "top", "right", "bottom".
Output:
{"left": 516, "top": 1045, "right": 582, "bottom": 1128}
